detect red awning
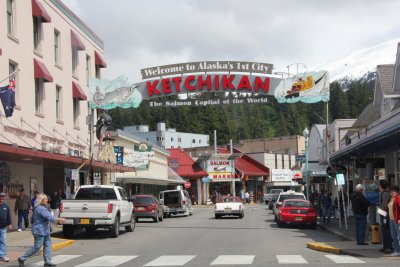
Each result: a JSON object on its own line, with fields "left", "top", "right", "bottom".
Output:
{"left": 94, "top": 51, "right": 107, "bottom": 68}
{"left": 71, "top": 30, "right": 86, "bottom": 51}
{"left": 31, "top": 0, "right": 51, "bottom": 23}
{"left": 72, "top": 81, "right": 87, "bottom": 100}
{"left": 34, "top": 59, "right": 53, "bottom": 82}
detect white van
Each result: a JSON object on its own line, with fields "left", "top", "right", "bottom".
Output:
{"left": 159, "top": 190, "right": 193, "bottom": 217}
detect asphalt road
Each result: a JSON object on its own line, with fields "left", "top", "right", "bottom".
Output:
{"left": 8, "top": 205, "right": 400, "bottom": 266}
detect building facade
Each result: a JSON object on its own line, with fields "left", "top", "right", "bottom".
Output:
{"left": 124, "top": 122, "right": 209, "bottom": 149}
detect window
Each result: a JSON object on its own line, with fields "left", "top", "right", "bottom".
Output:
{"left": 86, "top": 55, "right": 91, "bottom": 86}
{"left": 9, "top": 61, "right": 18, "bottom": 101}
{"left": 73, "top": 98, "right": 79, "bottom": 126}
{"left": 171, "top": 137, "right": 174, "bottom": 141}
{"left": 7, "top": 0, "right": 14, "bottom": 35}
{"left": 54, "top": 30, "right": 61, "bottom": 64}
{"left": 95, "top": 65, "right": 101, "bottom": 79}
{"left": 199, "top": 140, "right": 202, "bottom": 144}
{"left": 178, "top": 137, "right": 182, "bottom": 142}
{"left": 33, "top": 17, "right": 41, "bottom": 51}
{"left": 72, "top": 48, "right": 78, "bottom": 76}
{"left": 35, "top": 78, "right": 43, "bottom": 113}
{"left": 56, "top": 85, "right": 62, "bottom": 120}
{"left": 192, "top": 139, "right": 196, "bottom": 143}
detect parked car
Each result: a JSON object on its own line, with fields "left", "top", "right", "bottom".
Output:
{"left": 276, "top": 199, "right": 317, "bottom": 229}
{"left": 263, "top": 189, "right": 284, "bottom": 204}
{"left": 159, "top": 189, "right": 193, "bottom": 217}
{"left": 60, "top": 185, "right": 134, "bottom": 238}
{"left": 273, "top": 190, "right": 306, "bottom": 220}
{"left": 132, "top": 194, "right": 164, "bottom": 223}
{"left": 214, "top": 196, "right": 244, "bottom": 219}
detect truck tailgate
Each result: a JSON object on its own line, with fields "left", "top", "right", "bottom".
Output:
{"left": 61, "top": 200, "right": 113, "bottom": 219}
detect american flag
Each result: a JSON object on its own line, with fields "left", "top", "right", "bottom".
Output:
{"left": 8, "top": 79, "right": 15, "bottom": 91}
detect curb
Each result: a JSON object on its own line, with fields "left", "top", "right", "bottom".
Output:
{"left": 317, "top": 222, "right": 353, "bottom": 241}
{"left": 307, "top": 242, "right": 341, "bottom": 254}
{"left": 51, "top": 238, "right": 74, "bottom": 251}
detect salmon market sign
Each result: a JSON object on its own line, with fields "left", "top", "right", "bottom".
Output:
{"left": 89, "top": 61, "right": 330, "bottom": 109}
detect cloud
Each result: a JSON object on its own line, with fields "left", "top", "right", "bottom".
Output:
{"left": 62, "top": 0, "right": 400, "bottom": 81}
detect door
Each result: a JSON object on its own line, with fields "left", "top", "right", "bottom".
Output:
{"left": 118, "top": 188, "right": 131, "bottom": 222}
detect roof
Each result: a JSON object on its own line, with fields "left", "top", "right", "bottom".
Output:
{"left": 167, "top": 148, "right": 208, "bottom": 178}
{"left": 346, "top": 102, "right": 380, "bottom": 137}
{"left": 114, "top": 130, "right": 169, "bottom": 155}
{"left": 377, "top": 64, "right": 395, "bottom": 95}
{"left": 313, "top": 124, "right": 326, "bottom": 141}
{"left": 218, "top": 146, "right": 269, "bottom": 176}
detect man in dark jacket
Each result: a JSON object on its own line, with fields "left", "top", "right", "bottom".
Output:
{"left": 378, "top": 179, "right": 393, "bottom": 253}
{"left": 321, "top": 192, "right": 332, "bottom": 224}
{"left": 351, "top": 184, "right": 371, "bottom": 245}
{"left": 14, "top": 189, "right": 31, "bottom": 231}
{"left": 0, "top": 193, "right": 12, "bottom": 262}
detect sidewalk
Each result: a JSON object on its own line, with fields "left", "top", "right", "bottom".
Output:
{"left": 2, "top": 227, "right": 74, "bottom": 263}
{"left": 308, "top": 216, "right": 387, "bottom": 258}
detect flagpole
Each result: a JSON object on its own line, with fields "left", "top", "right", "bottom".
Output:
{"left": 0, "top": 69, "right": 20, "bottom": 85}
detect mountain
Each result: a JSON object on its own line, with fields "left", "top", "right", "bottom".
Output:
{"left": 316, "top": 38, "right": 400, "bottom": 82}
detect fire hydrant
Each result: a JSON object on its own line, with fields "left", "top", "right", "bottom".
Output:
{"left": 369, "top": 224, "right": 381, "bottom": 244}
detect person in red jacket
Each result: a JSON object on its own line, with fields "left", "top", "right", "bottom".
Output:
{"left": 388, "top": 186, "right": 400, "bottom": 257}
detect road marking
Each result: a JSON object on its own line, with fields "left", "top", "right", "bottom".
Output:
{"left": 276, "top": 255, "right": 308, "bottom": 264}
{"left": 325, "top": 255, "right": 365, "bottom": 264}
{"left": 31, "top": 255, "right": 81, "bottom": 266}
{"left": 211, "top": 255, "right": 255, "bottom": 265}
{"left": 143, "top": 255, "right": 196, "bottom": 266}
{"left": 75, "top": 256, "right": 138, "bottom": 266}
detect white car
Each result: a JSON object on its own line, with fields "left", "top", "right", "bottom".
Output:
{"left": 214, "top": 196, "right": 244, "bottom": 219}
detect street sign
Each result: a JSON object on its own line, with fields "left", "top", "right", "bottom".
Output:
{"left": 336, "top": 174, "right": 345, "bottom": 186}
{"left": 184, "top": 182, "right": 191, "bottom": 189}
{"left": 296, "top": 155, "right": 305, "bottom": 162}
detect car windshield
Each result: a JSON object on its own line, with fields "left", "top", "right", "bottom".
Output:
{"left": 217, "top": 196, "right": 241, "bottom": 203}
{"left": 278, "top": 195, "right": 305, "bottom": 202}
{"left": 270, "top": 189, "right": 282, "bottom": 194}
{"left": 75, "top": 188, "right": 117, "bottom": 200}
{"left": 284, "top": 201, "right": 311, "bottom": 208}
{"left": 133, "top": 196, "right": 154, "bottom": 205}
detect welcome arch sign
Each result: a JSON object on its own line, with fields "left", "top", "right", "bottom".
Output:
{"left": 89, "top": 61, "right": 330, "bottom": 109}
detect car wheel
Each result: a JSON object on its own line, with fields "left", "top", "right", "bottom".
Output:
{"left": 239, "top": 213, "right": 243, "bottom": 219}
{"left": 109, "top": 216, "right": 120, "bottom": 238}
{"left": 215, "top": 214, "right": 219, "bottom": 219}
{"left": 163, "top": 213, "right": 167, "bottom": 218}
{"left": 159, "top": 212, "right": 164, "bottom": 222}
{"left": 125, "top": 215, "right": 135, "bottom": 232}
{"left": 63, "top": 225, "right": 74, "bottom": 238}
{"left": 153, "top": 215, "right": 159, "bottom": 223}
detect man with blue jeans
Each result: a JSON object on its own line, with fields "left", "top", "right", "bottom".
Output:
{"left": 351, "top": 184, "right": 371, "bottom": 245}
{"left": 14, "top": 189, "right": 31, "bottom": 231}
{"left": 0, "top": 193, "right": 11, "bottom": 262}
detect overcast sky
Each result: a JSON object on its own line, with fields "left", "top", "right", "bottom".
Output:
{"left": 62, "top": 0, "right": 400, "bottom": 82}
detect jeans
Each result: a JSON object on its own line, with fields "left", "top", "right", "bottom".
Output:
{"left": 0, "top": 227, "right": 6, "bottom": 258}
{"left": 389, "top": 220, "right": 400, "bottom": 253}
{"left": 354, "top": 214, "right": 367, "bottom": 244}
{"left": 322, "top": 207, "right": 332, "bottom": 223}
{"left": 380, "top": 215, "right": 393, "bottom": 249}
{"left": 18, "top": 209, "right": 29, "bottom": 229}
{"left": 20, "top": 235, "right": 52, "bottom": 264}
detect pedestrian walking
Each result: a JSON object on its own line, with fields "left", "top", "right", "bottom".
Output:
{"left": 14, "top": 189, "right": 31, "bottom": 231}
{"left": 350, "top": 184, "right": 370, "bottom": 245}
{"left": 49, "top": 190, "right": 61, "bottom": 218}
{"left": 0, "top": 193, "right": 12, "bottom": 262}
{"left": 378, "top": 180, "right": 393, "bottom": 254}
{"left": 245, "top": 192, "right": 250, "bottom": 204}
{"left": 387, "top": 185, "right": 400, "bottom": 257}
{"left": 321, "top": 192, "right": 332, "bottom": 224}
{"left": 18, "top": 193, "right": 65, "bottom": 267}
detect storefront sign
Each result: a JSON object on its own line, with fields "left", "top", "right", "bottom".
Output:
{"left": 123, "top": 143, "right": 154, "bottom": 169}
{"left": 114, "top": 146, "right": 124, "bottom": 165}
{"left": 355, "top": 158, "right": 385, "bottom": 168}
{"left": 146, "top": 96, "right": 268, "bottom": 108}
{"left": 271, "top": 169, "right": 292, "bottom": 182}
{"left": 71, "top": 169, "right": 79, "bottom": 181}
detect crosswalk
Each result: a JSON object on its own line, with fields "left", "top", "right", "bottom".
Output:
{"left": 24, "top": 254, "right": 367, "bottom": 266}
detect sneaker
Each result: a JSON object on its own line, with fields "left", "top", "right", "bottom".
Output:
{"left": 18, "top": 257, "right": 24, "bottom": 267}
{"left": 386, "top": 252, "right": 400, "bottom": 257}
{"left": 44, "top": 263, "right": 57, "bottom": 267}
{"left": 0, "top": 257, "right": 10, "bottom": 262}
{"left": 17, "top": 229, "right": 22, "bottom": 232}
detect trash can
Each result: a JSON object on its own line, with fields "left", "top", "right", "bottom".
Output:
{"left": 369, "top": 223, "right": 381, "bottom": 244}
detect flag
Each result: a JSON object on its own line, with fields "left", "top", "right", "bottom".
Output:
{"left": 0, "top": 79, "right": 16, "bottom": 118}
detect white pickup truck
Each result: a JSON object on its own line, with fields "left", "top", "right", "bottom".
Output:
{"left": 60, "top": 185, "right": 134, "bottom": 238}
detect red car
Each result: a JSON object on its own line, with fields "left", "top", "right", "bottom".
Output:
{"left": 132, "top": 194, "right": 164, "bottom": 223}
{"left": 276, "top": 199, "right": 317, "bottom": 229}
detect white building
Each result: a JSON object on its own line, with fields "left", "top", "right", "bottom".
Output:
{"left": 124, "top": 122, "right": 209, "bottom": 149}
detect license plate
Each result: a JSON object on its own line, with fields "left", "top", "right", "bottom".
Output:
{"left": 224, "top": 208, "right": 232, "bottom": 213}
{"left": 295, "top": 216, "right": 302, "bottom": 221}
{"left": 137, "top": 207, "right": 145, "bottom": 211}
{"left": 80, "top": 218, "right": 90, "bottom": 224}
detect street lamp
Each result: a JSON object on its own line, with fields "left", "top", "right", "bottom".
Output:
{"left": 303, "top": 127, "right": 310, "bottom": 200}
